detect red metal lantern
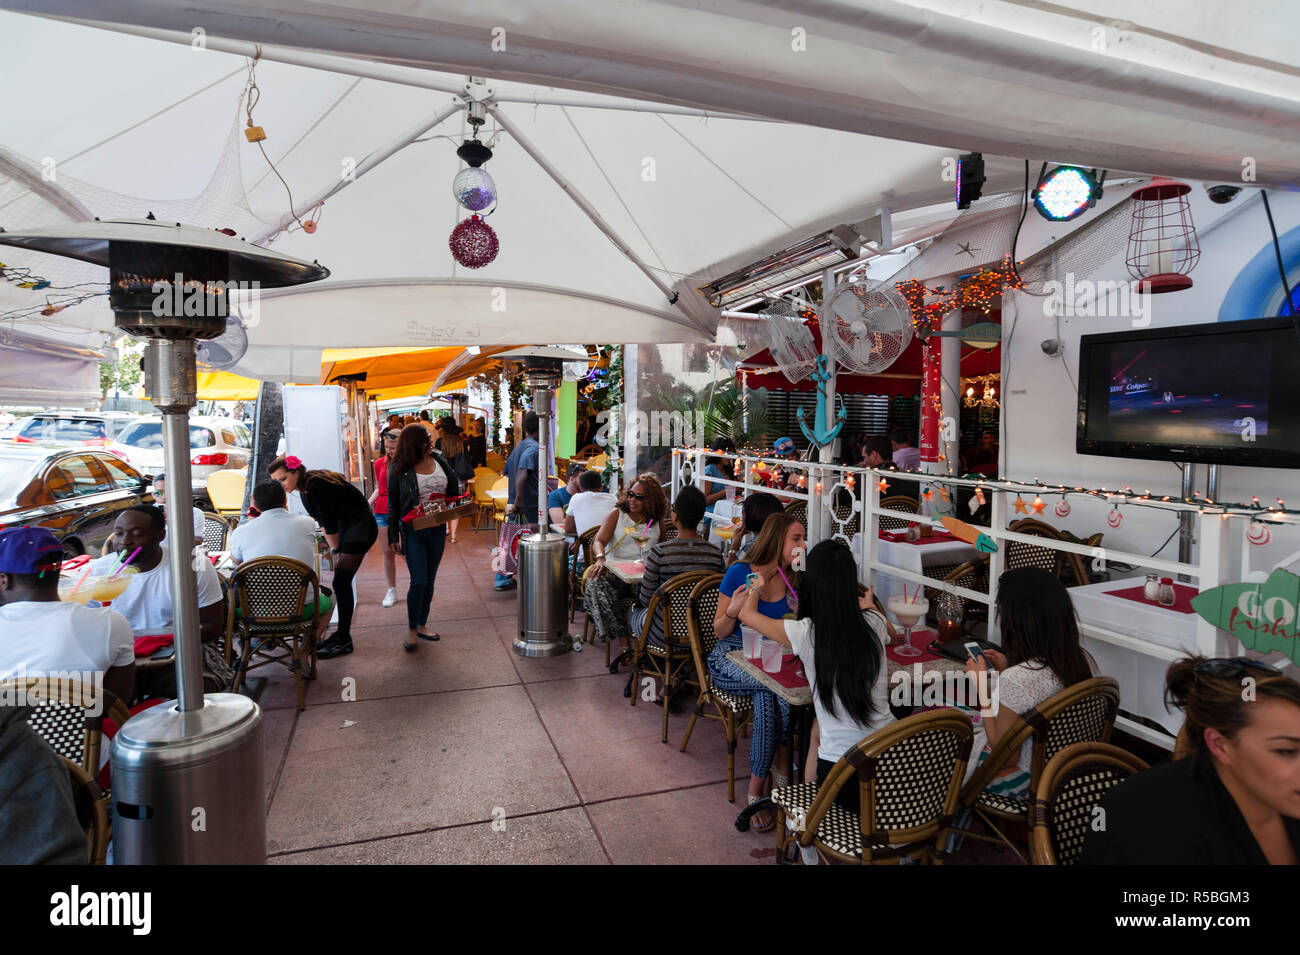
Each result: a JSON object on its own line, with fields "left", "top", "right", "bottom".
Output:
{"left": 1126, "top": 178, "right": 1200, "bottom": 293}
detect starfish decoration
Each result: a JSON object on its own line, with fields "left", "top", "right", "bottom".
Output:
{"left": 922, "top": 488, "right": 934, "bottom": 502}
{"left": 877, "top": 478, "right": 890, "bottom": 495}
{"left": 1013, "top": 495, "right": 1028, "bottom": 515}
{"left": 956, "top": 241, "right": 980, "bottom": 258}
{"left": 938, "top": 485, "right": 950, "bottom": 503}
{"left": 1031, "top": 495, "right": 1045, "bottom": 514}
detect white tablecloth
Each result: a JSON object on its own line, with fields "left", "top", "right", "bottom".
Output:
{"left": 854, "top": 532, "right": 981, "bottom": 608}
{"left": 1069, "top": 579, "right": 1200, "bottom": 735}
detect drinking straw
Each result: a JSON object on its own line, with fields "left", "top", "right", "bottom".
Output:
{"left": 111, "top": 546, "right": 142, "bottom": 577}
{"left": 66, "top": 564, "right": 94, "bottom": 599}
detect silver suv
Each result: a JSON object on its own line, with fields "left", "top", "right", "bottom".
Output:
{"left": 4, "top": 411, "right": 141, "bottom": 447}
{"left": 108, "top": 415, "right": 252, "bottom": 506}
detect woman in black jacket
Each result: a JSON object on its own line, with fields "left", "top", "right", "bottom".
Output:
{"left": 269, "top": 454, "right": 377, "bottom": 658}
{"left": 387, "top": 424, "right": 460, "bottom": 652}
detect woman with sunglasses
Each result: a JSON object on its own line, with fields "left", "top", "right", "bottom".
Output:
{"left": 584, "top": 474, "right": 667, "bottom": 648}
{"left": 1083, "top": 656, "right": 1300, "bottom": 865}
{"left": 368, "top": 428, "right": 401, "bottom": 609}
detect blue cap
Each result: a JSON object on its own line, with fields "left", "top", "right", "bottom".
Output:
{"left": 0, "top": 526, "right": 64, "bottom": 575}
{"left": 773, "top": 436, "right": 795, "bottom": 455}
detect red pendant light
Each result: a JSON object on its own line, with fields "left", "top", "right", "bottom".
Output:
{"left": 1126, "top": 177, "right": 1200, "bottom": 293}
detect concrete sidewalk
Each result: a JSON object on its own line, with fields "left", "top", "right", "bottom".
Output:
{"left": 259, "top": 527, "right": 1013, "bottom": 864}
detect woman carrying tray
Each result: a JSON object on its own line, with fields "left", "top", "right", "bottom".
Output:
{"left": 387, "top": 424, "right": 461, "bottom": 652}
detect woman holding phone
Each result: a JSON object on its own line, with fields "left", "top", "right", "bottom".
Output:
{"left": 709, "top": 511, "right": 804, "bottom": 832}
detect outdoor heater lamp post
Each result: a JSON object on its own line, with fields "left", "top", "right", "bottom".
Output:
{"left": 0, "top": 219, "right": 328, "bottom": 862}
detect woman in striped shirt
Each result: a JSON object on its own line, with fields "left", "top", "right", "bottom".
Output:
{"left": 627, "top": 485, "right": 724, "bottom": 647}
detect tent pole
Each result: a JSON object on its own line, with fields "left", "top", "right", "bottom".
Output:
{"left": 486, "top": 105, "right": 700, "bottom": 328}
{"left": 252, "top": 100, "right": 466, "bottom": 242}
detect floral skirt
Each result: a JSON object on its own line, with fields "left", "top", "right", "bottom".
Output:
{"left": 585, "top": 574, "right": 634, "bottom": 641}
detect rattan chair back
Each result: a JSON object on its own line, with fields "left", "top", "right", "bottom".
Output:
{"left": 1007, "top": 518, "right": 1091, "bottom": 586}
{"left": 229, "top": 556, "right": 316, "bottom": 627}
{"left": 63, "top": 756, "right": 110, "bottom": 865}
{"left": 798, "top": 709, "right": 973, "bottom": 863}
{"left": 1030, "top": 741, "right": 1148, "bottom": 865}
{"left": 201, "top": 512, "right": 230, "bottom": 551}
{"left": 1, "top": 677, "right": 130, "bottom": 775}
{"left": 878, "top": 495, "right": 919, "bottom": 531}
{"left": 784, "top": 498, "right": 807, "bottom": 528}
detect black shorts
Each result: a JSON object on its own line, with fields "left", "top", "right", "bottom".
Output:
{"left": 336, "top": 514, "right": 379, "bottom": 555}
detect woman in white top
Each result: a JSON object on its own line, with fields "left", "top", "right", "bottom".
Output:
{"left": 734, "top": 538, "right": 891, "bottom": 813}
{"left": 963, "top": 566, "right": 1096, "bottom": 797}
{"left": 583, "top": 473, "right": 666, "bottom": 644}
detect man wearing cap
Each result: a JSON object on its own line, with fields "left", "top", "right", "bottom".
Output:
{"left": 0, "top": 526, "right": 135, "bottom": 709}
{"left": 548, "top": 463, "right": 586, "bottom": 528}
{"left": 87, "top": 505, "right": 232, "bottom": 693}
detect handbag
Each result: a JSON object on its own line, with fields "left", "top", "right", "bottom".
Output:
{"left": 452, "top": 450, "right": 475, "bottom": 482}
{"left": 493, "top": 512, "right": 537, "bottom": 575}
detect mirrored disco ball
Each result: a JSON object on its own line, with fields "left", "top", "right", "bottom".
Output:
{"left": 452, "top": 167, "right": 497, "bottom": 211}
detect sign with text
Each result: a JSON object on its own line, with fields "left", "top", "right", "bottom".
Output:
{"left": 1190, "top": 568, "right": 1300, "bottom": 666}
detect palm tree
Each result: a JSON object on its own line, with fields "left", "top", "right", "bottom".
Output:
{"left": 664, "top": 377, "right": 773, "bottom": 448}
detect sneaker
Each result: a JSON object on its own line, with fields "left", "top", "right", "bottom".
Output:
{"left": 381, "top": 587, "right": 397, "bottom": 608}
{"left": 493, "top": 574, "right": 517, "bottom": 592}
{"left": 317, "top": 634, "right": 354, "bottom": 659}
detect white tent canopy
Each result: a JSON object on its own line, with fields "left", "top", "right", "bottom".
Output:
{"left": 0, "top": 3, "right": 1297, "bottom": 381}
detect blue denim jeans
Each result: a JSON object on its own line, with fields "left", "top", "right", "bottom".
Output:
{"left": 403, "top": 525, "right": 447, "bottom": 629}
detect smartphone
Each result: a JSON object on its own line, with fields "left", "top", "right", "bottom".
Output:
{"left": 964, "top": 641, "right": 988, "bottom": 665}
{"left": 746, "top": 572, "right": 760, "bottom": 589}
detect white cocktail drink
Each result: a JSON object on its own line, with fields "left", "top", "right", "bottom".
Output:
{"left": 887, "top": 594, "right": 929, "bottom": 658}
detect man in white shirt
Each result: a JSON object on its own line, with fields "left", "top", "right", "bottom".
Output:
{"left": 0, "top": 526, "right": 135, "bottom": 708}
{"left": 88, "top": 505, "right": 231, "bottom": 692}
{"left": 229, "top": 482, "right": 319, "bottom": 567}
{"left": 564, "top": 470, "right": 619, "bottom": 536}
{"left": 103, "top": 470, "right": 204, "bottom": 556}
{"left": 890, "top": 427, "right": 922, "bottom": 472}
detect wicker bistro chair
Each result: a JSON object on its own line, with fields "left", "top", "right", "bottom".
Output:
{"left": 922, "top": 555, "right": 992, "bottom": 635}
{"left": 571, "top": 525, "right": 599, "bottom": 628}
{"left": 784, "top": 498, "right": 807, "bottom": 528}
{"left": 1007, "top": 518, "right": 1092, "bottom": 588}
{"left": 953, "top": 676, "right": 1120, "bottom": 862}
{"left": 63, "top": 756, "right": 111, "bottom": 865}
{"left": 1029, "top": 741, "right": 1149, "bottom": 865}
{"left": 679, "top": 573, "right": 754, "bottom": 802}
{"left": 772, "top": 709, "right": 974, "bottom": 864}
{"left": 471, "top": 467, "right": 500, "bottom": 530}
{"left": 225, "top": 556, "right": 323, "bottom": 711}
{"left": 629, "top": 569, "right": 717, "bottom": 745}
{"left": 878, "top": 495, "right": 920, "bottom": 531}
{"left": 1, "top": 677, "right": 131, "bottom": 777}
{"left": 201, "top": 511, "right": 231, "bottom": 551}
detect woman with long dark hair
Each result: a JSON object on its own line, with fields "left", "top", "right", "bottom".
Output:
{"left": 963, "top": 566, "right": 1095, "bottom": 796}
{"left": 737, "top": 539, "right": 891, "bottom": 812}
{"left": 269, "top": 454, "right": 378, "bottom": 658}
{"left": 713, "top": 511, "right": 804, "bottom": 831}
{"left": 387, "top": 424, "right": 460, "bottom": 652}
{"left": 433, "top": 417, "right": 474, "bottom": 544}
{"left": 1083, "top": 656, "right": 1300, "bottom": 865}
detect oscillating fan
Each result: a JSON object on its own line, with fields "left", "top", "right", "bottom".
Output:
{"left": 757, "top": 300, "right": 818, "bottom": 383}
{"left": 826, "top": 282, "right": 913, "bottom": 374}
{"left": 196, "top": 316, "right": 249, "bottom": 370}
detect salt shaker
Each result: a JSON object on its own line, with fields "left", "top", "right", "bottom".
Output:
{"left": 1157, "top": 577, "right": 1176, "bottom": 607}
{"left": 1143, "top": 574, "right": 1160, "bottom": 602}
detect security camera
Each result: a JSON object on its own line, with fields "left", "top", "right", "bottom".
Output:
{"left": 1041, "top": 339, "right": 1062, "bottom": 357}
{"left": 1206, "top": 184, "right": 1243, "bottom": 204}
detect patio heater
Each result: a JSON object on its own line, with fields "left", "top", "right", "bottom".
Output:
{"left": 0, "top": 218, "right": 328, "bottom": 862}
{"left": 513, "top": 353, "right": 572, "bottom": 657}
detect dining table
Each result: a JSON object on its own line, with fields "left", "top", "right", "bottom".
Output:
{"left": 853, "top": 529, "right": 982, "bottom": 607}
{"left": 607, "top": 559, "right": 645, "bottom": 586}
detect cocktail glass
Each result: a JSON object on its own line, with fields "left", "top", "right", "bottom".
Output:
{"left": 714, "top": 517, "right": 742, "bottom": 542}
{"left": 886, "top": 593, "right": 930, "bottom": 658}
{"left": 59, "top": 576, "right": 101, "bottom": 604}
{"left": 632, "top": 525, "right": 650, "bottom": 563}
{"left": 90, "top": 566, "right": 139, "bottom": 604}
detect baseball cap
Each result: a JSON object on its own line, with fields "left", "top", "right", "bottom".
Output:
{"left": 0, "top": 526, "right": 64, "bottom": 576}
{"left": 773, "top": 436, "right": 795, "bottom": 456}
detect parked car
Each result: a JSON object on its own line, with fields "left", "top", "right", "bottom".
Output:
{"left": 108, "top": 415, "right": 252, "bottom": 507}
{"left": 2, "top": 411, "right": 142, "bottom": 448}
{"left": 0, "top": 446, "right": 154, "bottom": 557}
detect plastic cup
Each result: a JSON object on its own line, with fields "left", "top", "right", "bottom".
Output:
{"left": 760, "top": 638, "right": 783, "bottom": 673}
{"left": 740, "top": 625, "right": 761, "bottom": 659}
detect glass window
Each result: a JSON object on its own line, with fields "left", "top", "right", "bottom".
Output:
{"left": 0, "top": 454, "right": 41, "bottom": 508}
{"left": 54, "top": 419, "right": 108, "bottom": 443}
{"left": 46, "top": 455, "right": 109, "bottom": 499}
{"left": 99, "top": 454, "right": 144, "bottom": 491}
{"left": 220, "top": 429, "right": 239, "bottom": 447}
{"left": 233, "top": 424, "right": 252, "bottom": 448}
{"left": 118, "top": 421, "right": 216, "bottom": 450}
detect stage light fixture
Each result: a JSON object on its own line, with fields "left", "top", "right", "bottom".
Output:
{"left": 956, "top": 152, "right": 985, "bottom": 209}
{"left": 1032, "top": 163, "right": 1106, "bottom": 221}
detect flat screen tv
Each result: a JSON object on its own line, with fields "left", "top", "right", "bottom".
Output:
{"left": 1077, "top": 317, "right": 1300, "bottom": 468}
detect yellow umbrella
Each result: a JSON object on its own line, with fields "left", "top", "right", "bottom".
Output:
{"left": 196, "top": 369, "right": 261, "bottom": 400}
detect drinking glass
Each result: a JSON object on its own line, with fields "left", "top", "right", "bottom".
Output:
{"left": 632, "top": 524, "right": 650, "bottom": 563}
{"left": 887, "top": 593, "right": 929, "bottom": 658}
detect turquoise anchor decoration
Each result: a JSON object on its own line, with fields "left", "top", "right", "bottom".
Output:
{"left": 796, "top": 355, "right": 847, "bottom": 448}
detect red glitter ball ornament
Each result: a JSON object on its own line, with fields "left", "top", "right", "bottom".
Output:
{"left": 449, "top": 214, "right": 499, "bottom": 268}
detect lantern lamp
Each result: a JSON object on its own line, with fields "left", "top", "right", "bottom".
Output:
{"left": 1125, "top": 178, "right": 1200, "bottom": 293}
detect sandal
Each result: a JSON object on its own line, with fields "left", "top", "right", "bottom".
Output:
{"left": 748, "top": 794, "right": 776, "bottom": 833}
